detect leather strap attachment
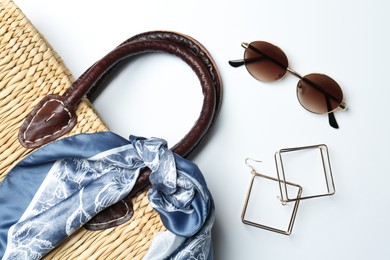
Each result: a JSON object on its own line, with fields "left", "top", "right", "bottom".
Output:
{"left": 19, "top": 94, "right": 77, "bottom": 148}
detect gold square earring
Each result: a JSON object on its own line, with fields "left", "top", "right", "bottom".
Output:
{"left": 241, "top": 144, "right": 336, "bottom": 235}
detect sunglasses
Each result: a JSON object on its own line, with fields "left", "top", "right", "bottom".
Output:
{"left": 229, "top": 41, "right": 347, "bottom": 129}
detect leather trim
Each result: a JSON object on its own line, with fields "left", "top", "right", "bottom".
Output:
{"left": 18, "top": 95, "right": 77, "bottom": 148}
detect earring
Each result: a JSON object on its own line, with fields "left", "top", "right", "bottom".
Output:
{"left": 241, "top": 144, "right": 336, "bottom": 235}
{"left": 241, "top": 158, "right": 302, "bottom": 235}
{"left": 274, "top": 144, "right": 335, "bottom": 203}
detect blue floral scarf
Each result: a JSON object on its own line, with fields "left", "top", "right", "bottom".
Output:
{"left": 0, "top": 132, "right": 214, "bottom": 259}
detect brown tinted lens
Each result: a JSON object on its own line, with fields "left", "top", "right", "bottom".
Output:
{"left": 244, "top": 41, "right": 288, "bottom": 82}
{"left": 297, "top": 73, "right": 343, "bottom": 114}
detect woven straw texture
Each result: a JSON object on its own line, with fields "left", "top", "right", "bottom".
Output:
{"left": 0, "top": 0, "right": 165, "bottom": 258}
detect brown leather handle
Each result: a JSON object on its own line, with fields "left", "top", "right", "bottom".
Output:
{"left": 18, "top": 31, "right": 222, "bottom": 158}
{"left": 18, "top": 31, "right": 222, "bottom": 230}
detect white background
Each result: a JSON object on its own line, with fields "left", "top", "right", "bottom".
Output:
{"left": 14, "top": 0, "right": 390, "bottom": 259}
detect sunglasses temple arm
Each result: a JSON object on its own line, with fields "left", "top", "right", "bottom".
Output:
{"left": 228, "top": 59, "right": 245, "bottom": 67}
{"left": 229, "top": 43, "right": 282, "bottom": 69}
{"left": 326, "top": 96, "right": 339, "bottom": 129}
{"left": 229, "top": 57, "right": 268, "bottom": 68}
{"left": 247, "top": 44, "right": 289, "bottom": 71}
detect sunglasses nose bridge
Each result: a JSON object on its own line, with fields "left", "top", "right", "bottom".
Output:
{"left": 286, "top": 67, "right": 303, "bottom": 79}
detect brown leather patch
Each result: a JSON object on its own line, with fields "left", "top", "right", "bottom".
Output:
{"left": 85, "top": 199, "right": 134, "bottom": 231}
{"left": 84, "top": 168, "right": 152, "bottom": 230}
{"left": 18, "top": 94, "right": 77, "bottom": 148}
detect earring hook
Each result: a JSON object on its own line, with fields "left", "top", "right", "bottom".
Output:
{"left": 245, "top": 158, "right": 262, "bottom": 174}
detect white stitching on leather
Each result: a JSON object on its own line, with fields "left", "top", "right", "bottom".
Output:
{"left": 23, "top": 98, "right": 73, "bottom": 144}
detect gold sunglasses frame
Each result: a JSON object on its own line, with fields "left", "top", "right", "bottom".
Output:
{"left": 230, "top": 41, "right": 347, "bottom": 128}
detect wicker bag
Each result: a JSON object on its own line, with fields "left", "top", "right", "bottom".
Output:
{"left": 0, "top": 1, "right": 222, "bottom": 259}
